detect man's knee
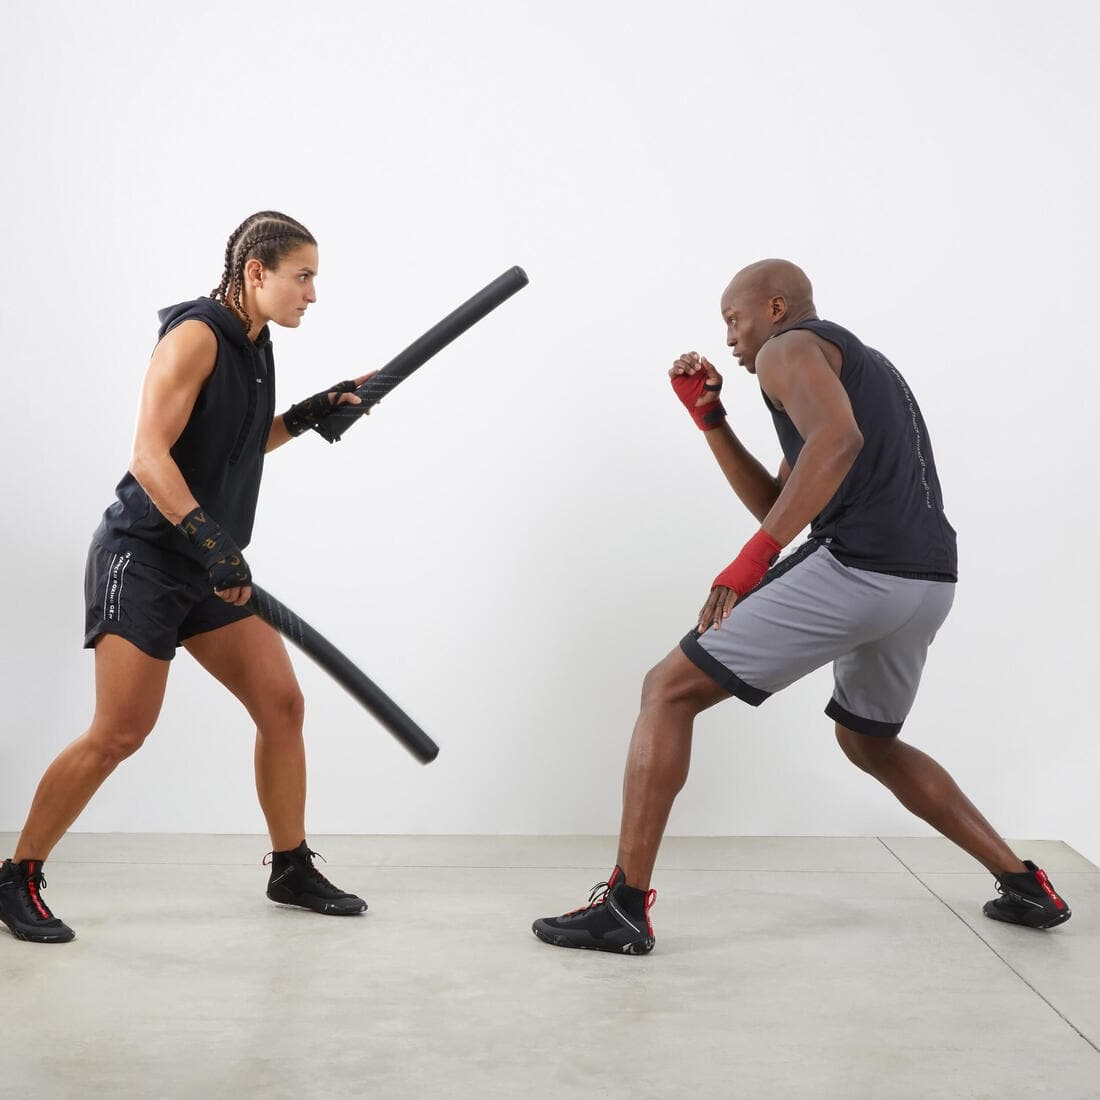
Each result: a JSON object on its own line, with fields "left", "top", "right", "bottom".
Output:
{"left": 835, "top": 723, "right": 899, "bottom": 774}
{"left": 641, "top": 650, "right": 720, "bottom": 712}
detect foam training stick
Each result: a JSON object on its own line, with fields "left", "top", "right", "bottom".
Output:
{"left": 314, "top": 265, "right": 529, "bottom": 442}
{"left": 247, "top": 584, "right": 439, "bottom": 765}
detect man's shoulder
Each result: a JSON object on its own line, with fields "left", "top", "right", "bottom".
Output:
{"left": 758, "top": 326, "right": 843, "bottom": 375}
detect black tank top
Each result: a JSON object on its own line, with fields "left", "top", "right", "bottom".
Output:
{"left": 94, "top": 298, "right": 276, "bottom": 571}
{"left": 763, "top": 319, "right": 957, "bottom": 580}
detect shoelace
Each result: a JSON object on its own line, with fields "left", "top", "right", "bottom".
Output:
{"left": 263, "top": 847, "right": 338, "bottom": 890}
{"left": 565, "top": 879, "right": 613, "bottom": 917}
{"left": 22, "top": 869, "right": 54, "bottom": 921}
{"left": 566, "top": 880, "right": 658, "bottom": 935}
{"left": 297, "top": 850, "right": 340, "bottom": 890}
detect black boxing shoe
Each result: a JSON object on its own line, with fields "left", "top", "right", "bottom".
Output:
{"left": 265, "top": 842, "right": 367, "bottom": 916}
{"left": 983, "top": 860, "right": 1071, "bottom": 930}
{"left": 532, "top": 865, "right": 656, "bottom": 954}
{"left": 0, "top": 858, "right": 76, "bottom": 943}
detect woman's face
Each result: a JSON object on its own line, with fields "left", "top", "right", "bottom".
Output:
{"left": 251, "top": 243, "right": 318, "bottom": 330}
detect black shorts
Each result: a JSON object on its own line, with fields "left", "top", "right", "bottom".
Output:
{"left": 83, "top": 541, "right": 252, "bottom": 661}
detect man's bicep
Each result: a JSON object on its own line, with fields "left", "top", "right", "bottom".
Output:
{"left": 758, "top": 336, "right": 859, "bottom": 441}
{"left": 133, "top": 321, "right": 217, "bottom": 453}
{"left": 777, "top": 458, "right": 792, "bottom": 487}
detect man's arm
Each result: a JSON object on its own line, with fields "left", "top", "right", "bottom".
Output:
{"left": 671, "top": 353, "right": 785, "bottom": 522}
{"left": 704, "top": 424, "right": 790, "bottom": 523}
{"left": 696, "top": 333, "right": 861, "bottom": 631}
{"left": 756, "top": 330, "right": 863, "bottom": 546}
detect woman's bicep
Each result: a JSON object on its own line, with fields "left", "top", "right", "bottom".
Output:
{"left": 132, "top": 321, "right": 217, "bottom": 456}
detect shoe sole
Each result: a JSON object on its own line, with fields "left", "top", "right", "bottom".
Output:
{"left": 0, "top": 916, "right": 75, "bottom": 944}
{"left": 266, "top": 890, "right": 366, "bottom": 915}
{"left": 532, "top": 925, "right": 653, "bottom": 955}
{"left": 983, "top": 903, "right": 1072, "bottom": 930}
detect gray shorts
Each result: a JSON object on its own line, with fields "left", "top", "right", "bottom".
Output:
{"left": 680, "top": 543, "right": 955, "bottom": 736}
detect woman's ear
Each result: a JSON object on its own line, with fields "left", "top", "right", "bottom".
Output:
{"left": 244, "top": 257, "right": 265, "bottom": 289}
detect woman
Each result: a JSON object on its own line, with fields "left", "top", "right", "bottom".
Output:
{"left": 0, "top": 211, "right": 370, "bottom": 942}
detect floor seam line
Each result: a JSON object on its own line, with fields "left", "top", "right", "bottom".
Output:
{"left": 875, "top": 835, "right": 918, "bottom": 873}
{"left": 881, "top": 840, "right": 1099, "bottom": 1056}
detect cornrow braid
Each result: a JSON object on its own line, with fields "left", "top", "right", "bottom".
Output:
{"left": 210, "top": 211, "right": 316, "bottom": 335}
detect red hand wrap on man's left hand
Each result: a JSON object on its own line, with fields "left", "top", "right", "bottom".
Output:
{"left": 671, "top": 372, "right": 727, "bottom": 431}
{"left": 712, "top": 528, "right": 782, "bottom": 597}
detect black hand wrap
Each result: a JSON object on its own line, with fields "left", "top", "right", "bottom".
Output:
{"left": 177, "top": 507, "right": 252, "bottom": 591}
{"left": 282, "top": 380, "right": 358, "bottom": 437}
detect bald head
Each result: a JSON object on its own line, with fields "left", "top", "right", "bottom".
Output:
{"left": 720, "top": 259, "right": 817, "bottom": 373}
{"left": 727, "top": 259, "right": 815, "bottom": 317}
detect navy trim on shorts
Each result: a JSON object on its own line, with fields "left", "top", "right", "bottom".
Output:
{"left": 825, "top": 698, "right": 902, "bottom": 738}
{"left": 680, "top": 631, "right": 771, "bottom": 706}
{"left": 676, "top": 542, "right": 824, "bottom": 706}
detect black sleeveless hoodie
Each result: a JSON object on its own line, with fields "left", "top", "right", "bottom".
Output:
{"left": 763, "top": 320, "right": 957, "bottom": 580}
{"left": 94, "top": 298, "right": 276, "bottom": 571}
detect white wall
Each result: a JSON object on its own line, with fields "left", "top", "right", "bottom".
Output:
{"left": 2, "top": 1, "right": 1097, "bottom": 863}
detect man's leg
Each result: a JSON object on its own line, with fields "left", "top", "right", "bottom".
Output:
{"left": 531, "top": 648, "right": 727, "bottom": 953}
{"left": 183, "top": 615, "right": 366, "bottom": 915}
{"left": 835, "top": 724, "right": 1071, "bottom": 927}
{"left": 615, "top": 649, "right": 730, "bottom": 889}
{"left": 14, "top": 634, "right": 170, "bottom": 862}
{"left": 834, "top": 724, "right": 1027, "bottom": 876}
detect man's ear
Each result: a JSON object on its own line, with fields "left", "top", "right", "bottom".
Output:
{"left": 770, "top": 294, "right": 787, "bottom": 321}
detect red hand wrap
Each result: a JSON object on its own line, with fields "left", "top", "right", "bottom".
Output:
{"left": 671, "top": 372, "right": 726, "bottom": 431}
{"left": 712, "top": 529, "right": 782, "bottom": 596}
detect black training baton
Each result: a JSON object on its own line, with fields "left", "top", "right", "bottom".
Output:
{"left": 315, "top": 265, "right": 529, "bottom": 442}
{"left": 248, "top": 584, "right": 439, "bottom": 764}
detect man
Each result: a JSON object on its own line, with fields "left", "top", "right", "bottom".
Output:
{"left": 532, "top": 259, "right": 1070, "bottom": 954}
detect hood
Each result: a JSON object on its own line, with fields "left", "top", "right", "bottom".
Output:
{"left": 157, "top": 297, "right": 270, "bottom": 349}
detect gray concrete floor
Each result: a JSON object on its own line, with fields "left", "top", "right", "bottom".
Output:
{"left": 0, "top": 834, "right": 1097, "bottom": 1099}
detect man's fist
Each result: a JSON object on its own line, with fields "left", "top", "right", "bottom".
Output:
{"left": 670, "top": 352, "right": 726, "bottom": 431}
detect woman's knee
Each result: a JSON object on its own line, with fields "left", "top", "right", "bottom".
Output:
{"left": 255, "top": 686, "right": 306, "bottom": 735}
{"left": 86, "top": 718, "right": 155, "bottom": 765}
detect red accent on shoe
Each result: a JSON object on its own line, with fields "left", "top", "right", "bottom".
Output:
{"left": 643, "top": 889, "right": 657, "bottom": 937}
{"left": 1034, "top": 868, "right": 1066, "bottom": 910}
{"left": 608, "top": 866, "right": 623, "bottom": 889}
{"left": 22, "top": 861, "right": 51, "bottom": 921}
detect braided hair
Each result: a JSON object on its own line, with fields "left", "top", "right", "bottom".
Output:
{"left": 210, "top": 211, "right": 316, "bottom": 334}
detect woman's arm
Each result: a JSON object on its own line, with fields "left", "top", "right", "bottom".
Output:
{"left": 128, "top": 320, "right": 217, "bottom": 524}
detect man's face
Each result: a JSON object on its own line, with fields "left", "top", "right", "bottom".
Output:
{"left": 720, "top": 280, "right": 776, "bottom": 375}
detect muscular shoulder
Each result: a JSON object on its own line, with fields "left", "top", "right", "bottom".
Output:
{"left": 761, "top": 325, "right": 836, "bottom": 374}
{"left": 151, "top": 318, "right": 218, "bottom": 386}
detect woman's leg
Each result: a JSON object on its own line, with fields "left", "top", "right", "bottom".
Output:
{"left": 183, "top": 616, "right": 306, "bottom": 850}
{"left": 14, "top": 635, "right": 170, "bottom": 861}
{"left": 184, "top": 616, "right": 366, "bottom": 914}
